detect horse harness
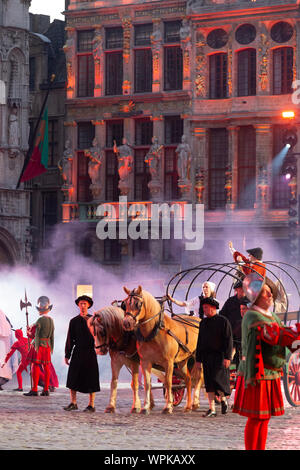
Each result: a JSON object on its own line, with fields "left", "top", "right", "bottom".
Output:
{"left": 125, "top": 292, "right": 197, "bottom": 357}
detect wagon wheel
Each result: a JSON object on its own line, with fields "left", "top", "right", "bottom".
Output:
{"left": 163, "top": 383, "right": 185, "bottom": 407}
{"left": 283, "top": 350, "right": 300, "bottom": 407}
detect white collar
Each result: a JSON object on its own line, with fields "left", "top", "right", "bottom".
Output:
{"left": 252, "top": 305, "right": 273, "bottom": 317}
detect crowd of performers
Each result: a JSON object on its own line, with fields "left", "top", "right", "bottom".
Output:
{"left": 0, "top": 241, "right": 300, "bottom": 451}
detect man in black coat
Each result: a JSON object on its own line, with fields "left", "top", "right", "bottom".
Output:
{"left": 219, "top": 280, "right": 247, "bottom": 368}
{"left": 64, "top": 295, "right": 100, "bottom": 412}
{"left": 196, "top": 297, "right": 233, "bottom": 417}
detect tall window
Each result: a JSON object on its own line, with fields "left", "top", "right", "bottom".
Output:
{"left": 134, "top": 24, "right": 153, "bottom": 93}
{"left": 209, "top": 53, "right": 228, "bottom": 99}
{"left": 273, "top": 47, "right": 293, "bottom": 95}
{"left": 237, "top": 48, "right": 256, "bottom": 96}
{"left": 48, "top": 119, "right": 58, "bottom": 167}
{"left": 208, "top": 128, "right": 228, "bottom": 210}
{"left": 272, "top": 125, "right": 290, "bottom": 208}
{"left": 105, "top": 120, "right": 123, "bottom": 201}
{"left": 77, "top": 30, "right": 94, "bottom": 97}
{"left": 237, "top": 126, "right": 256, "bottom": 208}
{"left": 134, "top": 118, "right": 152, "bottom": 200}
{"left": 77, "top": 122, "right": 95, "bottom": 202}
{"left": 105, "top": 27, "right": 123, "bottom": 96}
{"left": 42, "top": 192, "right": 58, "bottom": 247}
{"left": 164, "top": 21, "right": 183, "bottom": 91}
{"left": 164, "top": 116, "right": 183, "bottom": 200}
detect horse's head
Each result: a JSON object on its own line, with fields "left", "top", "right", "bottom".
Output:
{"left": 88, "top": 312, "right": 109, "bottom": 355}
{"left": 122, "top": 285, "right": 145, "bottom": 331}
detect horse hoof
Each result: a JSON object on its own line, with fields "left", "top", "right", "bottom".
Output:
{"left": 131, "top": 408, "right": 141, "bottom": 414}
{"left": 162, "top": 408, "right": 173, "bottom": 414}
{"left": 192, "top": 404, "right": 200, "bottom": 411}
{"left": 141, "top": 408, "right": 150, "bottom": 415}
{"left": 184, "top": 407, "right": 192, "bottom": 413}
{"left": 105, "top": 407, "right": 115, "bottom": 413}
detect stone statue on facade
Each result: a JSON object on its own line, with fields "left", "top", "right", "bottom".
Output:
{"left": 58, "top": 139, "right": 73, "bottom": 187}
{"left": 175, "top": 135, "right": 191, "bottom": 182}
{"left": 84, "top": 137, "right": 103, "bottom": 200}
{"left": 144, "top": 136, "right": 163, "bottom": 181}
{"left": 180, "top": 18, "right": 191, "bottom": 44}
{"left": 8, "top": 107, "right": 19, "bottom": 147}
{"left": 113, "top": 137, "right": 134, "bottom": 195}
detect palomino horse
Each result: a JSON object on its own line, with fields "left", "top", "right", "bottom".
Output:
{"left": 88, "top": 305, "right": 161, "bottom": 413}
{"left": 122, "top": 286, "right": 203, "bottom": 414}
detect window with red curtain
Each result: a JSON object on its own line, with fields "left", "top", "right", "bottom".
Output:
{"left": 164, "top": 116, "right": 183, "bottom": 200}
{"left": 209, "top": 53, "right": 228, "bottom": 99}
{"left": 237, "top": 48, "right": 256, "bottom": 96}
{"left": 237, "top": 126, "right": 256, "bottom": 208}
{"left": 208, "top": 128, "right": 228, "bottom": 210}
{"left": 273, "top": 47, "right": 293, "bottom": 95}
{"left": 77, "top": 30, "right": 94, "bottom": 97}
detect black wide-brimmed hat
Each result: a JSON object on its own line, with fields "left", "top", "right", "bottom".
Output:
{"left": 233, "top": 279, "right": 243, "bottom": 289}
{"left": 36, "top": 296, "right": 53, "bottom": 313}
{"left": 201, "top": 297, "right": 219, "bottom": 309}
{"left": 75, "top": 295, "right": 93, "bottom": 308}
{"left": 246, "top": 247, "right": 263, "bottom": 260}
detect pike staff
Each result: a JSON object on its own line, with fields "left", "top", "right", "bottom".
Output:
{"left": 20, "top": 290, "right": 32, "bottom": 388}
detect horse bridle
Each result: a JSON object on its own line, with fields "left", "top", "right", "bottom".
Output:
{"left": 92, "top": 315, "right": 109, "bottom": 353}
{"left": 124, "top": 291, "right": 164, "bottom": 326}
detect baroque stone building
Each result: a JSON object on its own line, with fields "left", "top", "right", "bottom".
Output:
{"left": 62, "top": 0, "right": 300, "bottom": 274}
{"left": 0, "top": 0, "right": 32, "bottom": 267}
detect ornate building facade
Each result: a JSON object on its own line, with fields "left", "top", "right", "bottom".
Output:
{"left": 62, "top": 0, "right": 300, "bottom": 274}
{"left": 0, "top": 0, "right": 32, "bottom": 267}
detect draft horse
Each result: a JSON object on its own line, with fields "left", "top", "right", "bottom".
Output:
{"left": 122, "top": 286, "right": 203, "bottom": 414}
{"left": 88, "top": 305, "right": 160, "bottom": 413}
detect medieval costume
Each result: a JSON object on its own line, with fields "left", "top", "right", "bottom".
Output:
{"left": 196, "top": 297, "right": 233, "bottom": 417}
{"left": 2, "top": 329, "right": 30, "bottom": 391}
{"left": 24, "top": 296, "right": 54, "bottom": 396}
{"left": 232, "top": 273, "right": 300, "bottom": 450}
{"left": 64, "top": 295, "right": 100, "bottom": 412}
{"left": 229, "top": 242, "right": 266, "bottom": 279}
{"left": 0, "top": 311, "right": 18, "bottom": 389}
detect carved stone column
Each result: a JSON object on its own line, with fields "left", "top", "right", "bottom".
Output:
{"left": 193, "top": 127, "right": 207, "bottom": 205}
{"left": 63, "top": 27, "right": 76, "bottom": 100}
{"left": 254, "top": 124, "right": 272, "bottom": 215}
{"left": 121, "top": 16, "right": 133, "bottom": 96}
{"left": 180, "top": 18, "right": 192, "bottom": 92}
{"left": 194, "top": 31, "right": 207, "bottom": 99}
{"left": 93, "top": 27, "right": 104, "bottom": 98}
{"left": 151, "top": 19, "right": 163, "bottom": 93}
{"left": 150, "top": 114, "right": 164, "bottom": 201}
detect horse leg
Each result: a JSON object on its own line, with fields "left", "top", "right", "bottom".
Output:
{"left": 163, "top": 360, "right": 174, "bottom": 414}
{"left": 130, "top": 361, "right": 141, "bottom": 414}
{"left": 105, "top": 354, "right": 121, "bottom": 413}
{"left": 180, "top": 361, "right": 192, "bottom": 412}
{"left": 191, "top": 362, "right": 202, "bottom": 410}
{"left": 141, "top": 361, "right": 152, "bottom": 415}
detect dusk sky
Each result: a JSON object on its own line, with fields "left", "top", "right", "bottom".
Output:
{"left": 29, "top": 0, "right": 65, "bottom": 21}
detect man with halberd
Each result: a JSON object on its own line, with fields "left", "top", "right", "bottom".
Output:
{"left": 196, "top": 297, "right": 233, "bottom": 417}
{"left": 24, "top": 296, "right": 55, "bottom": 396}
{"left": 64, "top": 295, "right": 100, "bottom": 412}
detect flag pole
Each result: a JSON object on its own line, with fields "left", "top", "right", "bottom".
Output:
{"left": 16, "top": 74, "right": 56, "bottom": 189}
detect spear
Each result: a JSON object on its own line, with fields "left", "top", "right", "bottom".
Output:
{"left": 20, "top": 290, "right": 32, "bottom": 388}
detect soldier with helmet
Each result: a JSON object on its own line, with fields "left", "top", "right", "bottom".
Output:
{"left": 24, "top": 296, "right": 55, "bottom": 397}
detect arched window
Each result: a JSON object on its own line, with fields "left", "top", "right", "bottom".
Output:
{"left": 273, "top": 47, "right": 293, "bottom": 95}
{"left": 237, "top": 126, "right": 256, "bottom": 208}
{"left": 209, "top": 53, "right": 228, "bottom": 99}
{"left": 237, "top": 48, "right": 256, "bottom": 97}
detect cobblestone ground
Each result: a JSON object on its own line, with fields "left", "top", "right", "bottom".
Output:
{"left": 0, "top": 381, "right": 299, "bottom": 452}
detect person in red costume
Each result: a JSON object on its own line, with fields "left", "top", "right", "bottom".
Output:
{"left": 24, "top": 296, "right": 55, "bottom": 397}
{"left": 1, "top": 329, "right": 29, "bottom": 391}
{"left": 229, "top": 241, "right": 266, "bottom": 279}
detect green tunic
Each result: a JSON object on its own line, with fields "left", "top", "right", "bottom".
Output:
{"left": 34, "top": 315, "right": 54, "bottom": 352}
{"left": 238, "top": 308, "right": 286, "bottom": 388}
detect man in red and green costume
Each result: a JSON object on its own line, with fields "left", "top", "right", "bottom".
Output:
{"left": 24, "top": 296, "right": 54, "bottom": 397}
{"left": 233, "top": 273, "right": 300, "bottom": 450}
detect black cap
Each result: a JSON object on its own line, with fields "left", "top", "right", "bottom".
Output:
{"left": 246, "top": 247, "right": 263, "bottom": 260}
{"left": 75, "top": 295, "right": 93, "bottom": 308}
{"left": 201, "top": 297, "right": 219, "bottom": 309}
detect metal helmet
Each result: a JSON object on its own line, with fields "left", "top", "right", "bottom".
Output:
{"left": 242, "top": 273, "right": 265, "bottom": 306}
{"left": 36, "top": 296, "right": 52, "bottom": 313}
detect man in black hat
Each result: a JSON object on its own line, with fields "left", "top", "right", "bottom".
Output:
{"left": 229, "top": 241, "right": 266, "bottom": 279}
{"left": 196, "top": 297, "right": 233, "bottom": 417}
{"left": 64, "top": 295, "right": 100, "bottom": 412}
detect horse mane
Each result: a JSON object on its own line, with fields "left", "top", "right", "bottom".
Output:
{"left": 93, "top": 305, "right": 124, "bottom": 337}
{"left": 139, "top": 288, "right": 161, "bottom": 317}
